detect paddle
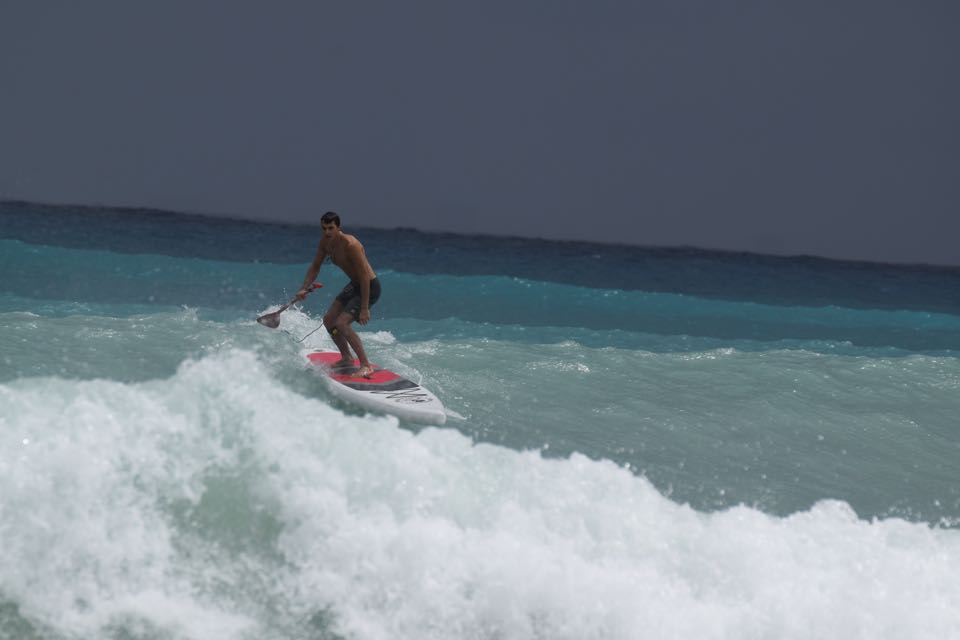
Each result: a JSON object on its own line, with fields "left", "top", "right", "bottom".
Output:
{"left": 256, "top": 283, "right": 323, "bottom": 328}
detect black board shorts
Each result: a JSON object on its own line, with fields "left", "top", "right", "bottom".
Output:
{"left": 335, "top": 277, "right": 381, "bottom": 319}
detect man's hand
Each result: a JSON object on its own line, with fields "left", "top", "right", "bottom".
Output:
{"left": 359, "top": 308, "right": 371, "bottom": 325}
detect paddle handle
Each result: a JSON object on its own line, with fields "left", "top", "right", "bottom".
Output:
{"left": 298, "top": 282, "right": 324, "bottom": 297}
{"left": 284, "top": 282, "right": 323, "bottom": 309}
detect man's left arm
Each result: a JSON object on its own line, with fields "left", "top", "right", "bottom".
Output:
{"left": 359, "top": 276, "right": 371, "bottom": 325}
{"left": 349, "top": 241, "right": 372, "bottom": 325}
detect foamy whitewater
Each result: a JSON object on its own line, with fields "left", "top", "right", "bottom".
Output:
{"left": 1, "top": 202, "right": 959, "bottom": 639}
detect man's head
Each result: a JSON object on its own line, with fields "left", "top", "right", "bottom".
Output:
{"left": 321, "top": 211, "right": 341, "bottom": 227}
{"left": 321, "top": 211, "right": 341, "bottom": 238}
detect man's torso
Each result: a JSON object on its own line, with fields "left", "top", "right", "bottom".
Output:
{"left": 322, "top": 233, "right": 376, "bottom": 283}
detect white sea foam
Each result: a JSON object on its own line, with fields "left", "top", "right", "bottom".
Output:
{"left": 1, "top": 349, "right": 958, "bottom": 640}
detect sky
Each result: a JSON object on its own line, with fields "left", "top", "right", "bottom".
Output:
{"left": 1, "top": 1, "right": 958, "bottom": 266}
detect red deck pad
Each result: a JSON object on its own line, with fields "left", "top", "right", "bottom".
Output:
{"left": 307, "top": 352, "right": 401, "bottom": 384}
{"left": 331, "top": 369, "right": 401, "bottom": 384}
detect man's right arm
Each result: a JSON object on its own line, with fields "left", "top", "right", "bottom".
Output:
{"left": 297, "top": 245, "right": 325, "bottom": 298}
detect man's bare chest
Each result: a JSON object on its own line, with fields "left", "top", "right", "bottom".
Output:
{"left": 323, "top": 240, "right": 352, "bottom": 268}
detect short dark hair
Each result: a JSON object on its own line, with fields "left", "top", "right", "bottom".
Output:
{"left": 321, "top": 211, "right": 341, "bottom": 227}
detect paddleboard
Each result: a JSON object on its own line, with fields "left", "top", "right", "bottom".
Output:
{"left": 306, "top": 351, "right": 447, "bottom": 425}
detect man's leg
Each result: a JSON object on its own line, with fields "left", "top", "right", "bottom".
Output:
{"left": 323, "top": 301, "right": 353, "bottom": 366}
{"left": 334, "top": 311, "right": 374, "bottom": 377}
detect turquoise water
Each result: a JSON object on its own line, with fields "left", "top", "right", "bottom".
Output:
{"left": 1, "top": 201, "right": 959, "bottom": 639}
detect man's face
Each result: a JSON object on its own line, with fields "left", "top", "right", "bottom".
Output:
{"left": 322, "top": 222, "right": 339, "bottom": 239}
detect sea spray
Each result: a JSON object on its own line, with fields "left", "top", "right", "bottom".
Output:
{"left": 2, "top": 349, "right": 959, "bottom": 639}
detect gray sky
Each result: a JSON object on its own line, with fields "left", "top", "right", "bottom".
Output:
{"left": 2, "top": 1, "right": 958, "bottom": 266}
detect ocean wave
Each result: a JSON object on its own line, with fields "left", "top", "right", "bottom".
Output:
{"left": 1, "top": 348, "right": 958, "bottom": 639}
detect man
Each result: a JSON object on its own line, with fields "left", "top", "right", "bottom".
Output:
{"left": 297, "top": 211, "right": 381, "bottom": 378}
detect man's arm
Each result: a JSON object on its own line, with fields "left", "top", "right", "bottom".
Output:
{"left": 297, "top": 244, "right": 326, "bottom": 298}
{"left": 347, "top": 240, "right": 373, "bottom": 324}
{"left": 358, "top": 275, "right": 371, "bottom": 325}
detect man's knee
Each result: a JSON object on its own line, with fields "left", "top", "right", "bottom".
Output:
{"left": 323, "top": 315, "right": 340, "bottom": 337}
{"left": 326, "top": 314, "right": 352, "bottom": 337}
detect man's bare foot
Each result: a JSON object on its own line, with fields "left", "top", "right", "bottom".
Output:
{"left": 355, "top": 364, "right": 375, "bottom": 379}
{"left": 331, "top": 358, "right": 355, "bottom": 369}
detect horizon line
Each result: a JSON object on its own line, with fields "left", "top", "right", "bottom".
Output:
{"left": 2, "top": 197, "right": 958, "bottom": 273}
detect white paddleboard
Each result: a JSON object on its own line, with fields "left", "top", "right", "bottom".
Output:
{"left": 307, "top": 351, "right": 446, "bottom": 425}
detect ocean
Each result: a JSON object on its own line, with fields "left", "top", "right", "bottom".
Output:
{"left": 1, "top": 201, "right": 958, "bottom": 639}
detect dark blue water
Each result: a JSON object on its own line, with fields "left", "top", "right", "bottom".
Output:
{"left": 3, "top": 200, "right": 959, "bottom": 353}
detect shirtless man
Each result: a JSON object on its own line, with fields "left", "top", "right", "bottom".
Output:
{"left": 296, "top": 211, "right": 380, "bottom": 378}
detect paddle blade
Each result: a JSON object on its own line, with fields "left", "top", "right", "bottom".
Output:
{"left": 256, "top": 311, "right": 282, "bottom": 328}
